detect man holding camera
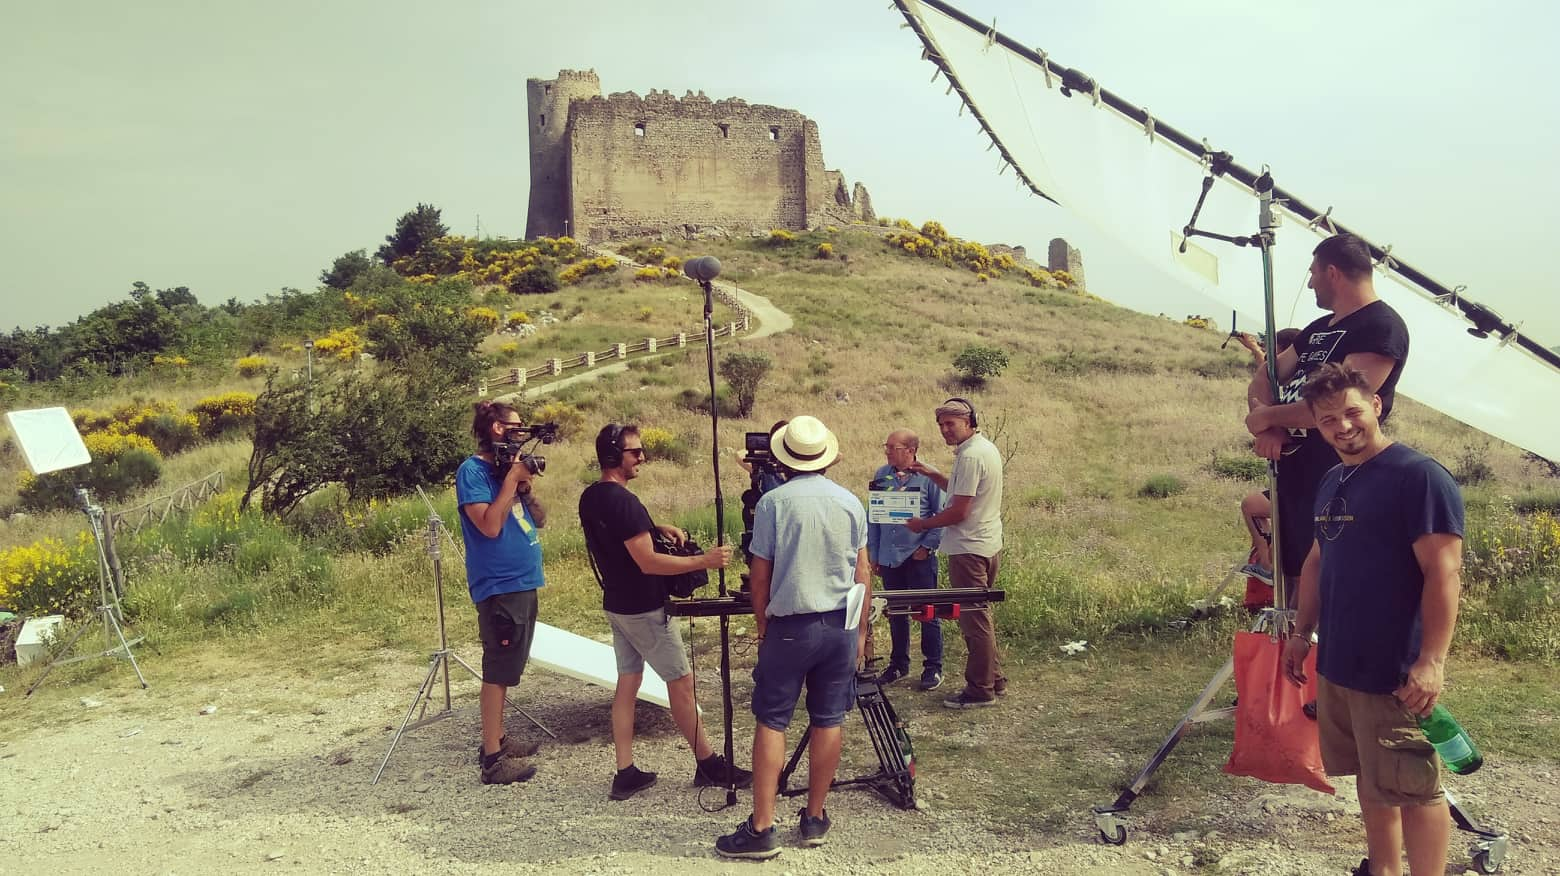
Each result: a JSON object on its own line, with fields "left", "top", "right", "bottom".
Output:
{"left": 906, "top": 398, "right": 1006, "bottom": 709}
{"left": 716, "top": 414, "right": 871, "bottom": 860}
{"left": 458, "top": 401, "right": 548, "bottom": 785}
{"left": 868, "top": 429, "right": 946, "bottom": 691}
{"left": 579, "top": 423, "right": 749, "bottom": 801}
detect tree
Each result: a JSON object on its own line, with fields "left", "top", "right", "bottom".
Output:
{"left": 320, "top": 249, "right": 373, "bottom": 290}
{"left": 952, "top": 344, "right": 1010, "bottom": 385}
{"left": 155, "top": 285, "right": 199, "bottom": 309}
{"left": 376, "top": 203, "right": 448, "bottom": 266}
{"left": 719, "top": 352, "right": 772, "bottom": 418}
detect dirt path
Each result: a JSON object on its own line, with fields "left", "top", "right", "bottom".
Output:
{"left": 514, "top": 250, "right": 791, "bottom": 401}
{"left": 2, "top": 646, "right": 1553, "bottom": 875}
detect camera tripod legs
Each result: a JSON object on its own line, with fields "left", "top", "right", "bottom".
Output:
{"left": 25, "top": 602, "right": 147, "bottom": 697}
{"left": 371, "top": 647, "right": 556, "bottom": 785}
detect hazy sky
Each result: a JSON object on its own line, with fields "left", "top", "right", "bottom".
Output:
{"left": 4, "top": 0, "right": 1557, "bottom": 345}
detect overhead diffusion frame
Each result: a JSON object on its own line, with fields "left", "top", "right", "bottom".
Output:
{"left": 894, "top": 0, "right": 1560, "bottom": 463}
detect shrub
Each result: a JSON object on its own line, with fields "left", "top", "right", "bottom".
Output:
{"left": 661, "top": 255, "right": 682, "bottom": 271}
{"left": 0, "top": 534, "right": 98, "bottom": 615}
{"left": 191, "top": 391, "right": 257, "bottom": 439}
{"left": 508, "top": 263, "right": 559, "bottom": 295}
{"left": 1138, "top": 474, "right": 1187, "bottom": 499}
{"left": 816, "top": 242, "right": 834, "bottom": 259}
{"left": 18, "top": 432, "right": 163, "bottom": 511}
{"left": 952, "top": 344, "right": 1010, "bottom": 384}
{"left": 530, "top": 400, "right": 586, "bottom": 440}
{"left": 235, "top": 355, "right": 271, "bottom": 377}
{"left": 499, "top": 341, "right": 520, "bottom": 357}
{"left": 465, "top": 306, "right": 501, "bottom": 333}
{"left": 1210, "top": 453, "right": 1268, "bottom": 481}
{"left": 1183, "top": 315, "right": 1217, "bottom": 331}
{"left": 506, "top": 311, "right": 532, "bottom": 328}
{"left": 676, "top": 386, "right": 740, "bottom": 417}
{"left": 312, "top": 327, "right": 362, "bottom": 362}
{"left": 920, "top": 220, "right": 949, "bottom": 242}
{"left": 133, "top": 411, "right": 201, "bottom": 455}
{"left": 767, "top": 229, "right": 796, "bottom": 245}
{"left": 719, "top": 352, "right": 772, "bottom": 418}
{"left": 1453, "top": 440, "right": 1495, "bottom": 485}
{"left": 638, "top": 306, "right": 654, "bottom": 322}
{"left": 639, "top": 426, "right": 691, "bottom": 465}
{"left": 634, "top": 266, "right": 665, "bottom": 282}
{"left": 152, "top": 354, "right": 191, "bottom": 369}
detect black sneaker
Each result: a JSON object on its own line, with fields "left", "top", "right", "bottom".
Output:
{"left": 1349, "top": 859, "right": 1373, "bottom": 876}
{"left": 609, "top": 764, "right": 658, "bottom": 800}
{"left": 918, "top": 669, "right": 944, "bottom": 691}
{"left": 480, "top": 752, "right": 537, "bottom": 785}
{"left": 943, "top": 689, "right": 997, "bottom": 709}
{"left": 475, "top": 735, "right": 541, "bottom": 764}
{"left": 695, "top": 753, "right": 754, "bottom": 789}
{"left": 797, "top": 807, "right": 831, "bottom": 846}
{"left": 876, "top": 665, "right": 909, "bottom": 686}
{"left": 715, "top": 816, "right": 780, "bottom": 860}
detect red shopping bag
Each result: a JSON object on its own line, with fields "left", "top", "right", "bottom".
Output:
{"left": 1223, "top": 631, "right": 1334, "bottom": 794}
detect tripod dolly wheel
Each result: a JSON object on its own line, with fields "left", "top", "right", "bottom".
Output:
{"left": 1093, "top": 808, "right": 1129, "bottom": 845}
{"left": 1099, "top": 824, "right": 1127, "bottom": 845}
{"left": 1471, "top": 848, "right": 1503, "bottom": 874}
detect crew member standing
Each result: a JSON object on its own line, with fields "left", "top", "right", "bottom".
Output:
{"left": 906, "top": 398, "right": 1006, "bottom": 709}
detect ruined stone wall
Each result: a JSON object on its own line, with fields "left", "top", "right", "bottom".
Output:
{"left": 1048, "top": 238, "right": 1086, "bottom": 288}
{"left": 567, "top": 91, "right": 819, "bottom": 241}
{"left": 526, "top": 70, "right": 601, "bottom": 239}
{"left": 527, "top": 71, "right": 868, "bottom": 241}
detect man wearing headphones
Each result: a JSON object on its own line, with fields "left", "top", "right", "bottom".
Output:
{"left": 578, "top": 423, "right": 748, "bottom": 801}
{"left": 906, "top": 398, "right": 1007, "bottom": 709}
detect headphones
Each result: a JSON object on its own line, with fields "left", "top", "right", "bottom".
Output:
{"left": 596, "top": 423, "right": 627, "bottom": 469}
{"left": 943, "top": 397, "right": 978, "bottom": 429}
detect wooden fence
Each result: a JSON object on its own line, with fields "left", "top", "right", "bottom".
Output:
{"left": 474, "top": 313, "right": 752, "bottom": 396}
{"left": 110, "top": 470, "right": 226, "bottom": 536}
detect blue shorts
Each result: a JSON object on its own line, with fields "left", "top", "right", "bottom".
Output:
{"left": 751, "top": 610, "right": 858, "bottom": 731}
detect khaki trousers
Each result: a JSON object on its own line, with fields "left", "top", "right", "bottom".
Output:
{"left": 947, "top": 552, "right": 1005, "bottom": 699}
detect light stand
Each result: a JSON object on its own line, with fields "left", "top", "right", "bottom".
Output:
{"left": 26, "top": 488, "right": 147, "bottom": 696}
{"left": 684, "top": 255, "right": 740, "bottom": 810}
{"left": 371, "top": 511, "right": 555, "bottom": 785}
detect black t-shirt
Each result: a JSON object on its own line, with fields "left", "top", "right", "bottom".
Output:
{"left": 1273, "top": 300, "right": 1410, "bottom": 574}
{"left": 1312, "top": 443, "right": 1463, "bottom": 693}
{"left": 578, "top": 481, "right": 665, "bottom": 614}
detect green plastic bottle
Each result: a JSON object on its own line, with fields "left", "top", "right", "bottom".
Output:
{"left": 1418, "top": 704, "right": 1483, "bottom": 775}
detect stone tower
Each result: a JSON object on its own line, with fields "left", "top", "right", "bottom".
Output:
{"left": 1048, "top": 237, "right": 1086, "bottom": 289}
{"left": 526, "top": 69, "right": 601, "bottom": 239}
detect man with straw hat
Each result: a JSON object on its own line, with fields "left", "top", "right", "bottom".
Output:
{"left": 715, "top": 414, "right": 871, "bottom": 860}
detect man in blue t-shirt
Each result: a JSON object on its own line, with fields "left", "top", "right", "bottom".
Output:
{"left": 456, "top": 401, "right": 548, "bottom": 785}
{"left": 1282, "top": 363, "right": 1464, "bottom": 876}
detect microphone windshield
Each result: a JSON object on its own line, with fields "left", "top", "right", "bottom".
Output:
{"left": 683, "top": 256, "right": 722, "bottom": 283}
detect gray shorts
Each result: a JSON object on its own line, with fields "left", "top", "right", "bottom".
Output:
{"left": 606, "top": 607, "right": 692, "bottom": 681}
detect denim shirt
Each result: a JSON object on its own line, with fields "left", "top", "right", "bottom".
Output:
{"left": 865, "top": 464, "right": 944, "bottom": 569}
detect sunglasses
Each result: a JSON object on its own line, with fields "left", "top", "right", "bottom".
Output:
{"left": 623, "top": 448, "right": 648, "bottom": 460}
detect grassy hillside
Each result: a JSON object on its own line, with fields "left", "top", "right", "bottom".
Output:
{"left": 2, "top": 225, "right": 1557, "bottom": 678}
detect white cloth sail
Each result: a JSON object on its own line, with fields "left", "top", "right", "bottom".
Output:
{"left": 898, "top": 0, "right": 1560, "bottom": 462}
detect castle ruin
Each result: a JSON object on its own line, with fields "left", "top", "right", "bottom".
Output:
{"left": 526, "top": 70, "right": 873, "bottom": 242}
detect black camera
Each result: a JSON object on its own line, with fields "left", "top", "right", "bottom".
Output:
{"left": 494, "top": 422, "right": 559, "bottom": 476}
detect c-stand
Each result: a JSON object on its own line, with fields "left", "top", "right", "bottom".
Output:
{"left": 26, "top": 488, "right": 147, "bottom": 696}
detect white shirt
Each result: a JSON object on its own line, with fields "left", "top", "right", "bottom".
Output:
{"left": 939, "top": 432, "right": 1003, "bottom": 557}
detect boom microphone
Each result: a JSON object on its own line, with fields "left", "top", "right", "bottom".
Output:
{"left": 683, "top": 255, "right": 722, "bottom": 283}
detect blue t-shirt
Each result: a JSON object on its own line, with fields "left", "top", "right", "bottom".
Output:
{"left": 1312, "top": 442, "right": 1463, "bottom": 694}
{"left": 455, "top": 455, "right": 544, "bottom": 603}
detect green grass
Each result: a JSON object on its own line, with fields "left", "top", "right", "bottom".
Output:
{"left": 2, "top": 225, "right": 1555, "bottom": 704}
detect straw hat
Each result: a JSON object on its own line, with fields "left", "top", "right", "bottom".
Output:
{"left": 770, "top": 415, "right": 840, "bottom": 472}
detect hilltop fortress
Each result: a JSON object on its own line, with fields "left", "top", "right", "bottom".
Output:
{"left": 525, "top": 69, "right": 1083, "bottom": 286}
{"left": 526, "top": 69, "right": 872, "bottom": 241}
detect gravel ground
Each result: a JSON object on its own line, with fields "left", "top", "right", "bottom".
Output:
{"left": 2, "top": 648, "right": 1554, "bottom": 876}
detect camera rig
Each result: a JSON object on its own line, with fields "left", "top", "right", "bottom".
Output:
{"left": 492, "top": 422, "right": 559, "bottom": 476}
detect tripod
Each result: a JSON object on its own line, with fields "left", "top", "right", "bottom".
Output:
{"left": 26, "top": 488, "right": 147, "bottom": 696}
{"left": 778, "top": 665, "right": 916, "bottom": 809}
{"left": 371, "top": 512, "right": 555, "bottom": 785}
